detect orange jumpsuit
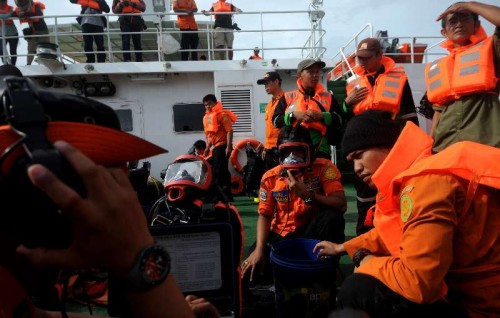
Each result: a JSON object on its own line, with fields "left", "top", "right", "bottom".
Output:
{"left": 258, "top": 158, "right": 344, "bottom": 236}
{"left": 344, "top": 124, "right": 500, "bottom": 317}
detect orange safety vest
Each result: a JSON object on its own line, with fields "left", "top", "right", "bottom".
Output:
{"left": 15, "top": 1, "right": 45, "bottom": 24}
{"left": 75, "top": 0, "right": 100, "bottom": 10}
{"left": 203, "top": 101, "right": 237, "bottom": 133}
{"left": 0, "top": 4, "right": 14, "bottom": 25}
{"left": 249, "top": 54, "right": 262, "bottom": 60}
{"left": 373, "top": 122, "right": 500, "bottom": 257}
{"left": 264, "top": 92, "right": 283, "bottom": 149}
{"left": 172, "top": 0, "right": 198, "bottom": 30}
{"left": 121, "top": 0, "right": 142, "bottom": 13}
{"left": 212, "top": 1, "right": 231, "bottom": 19}
{"left": 425, "top": 27, "right": 498, "bottom": 106}
{"left": 284, "top": 80, "right": 332, "bottom": 135}
{"left": 346, "top": 56, "right": 407, "bottom": 117}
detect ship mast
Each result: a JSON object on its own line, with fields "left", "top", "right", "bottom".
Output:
{"left": 308, "top": 0, "right": 325, "bottom": 58}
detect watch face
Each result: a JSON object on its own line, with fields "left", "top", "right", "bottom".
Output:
{"left": 140, "top": 245, "right": 170, "bottom": 284}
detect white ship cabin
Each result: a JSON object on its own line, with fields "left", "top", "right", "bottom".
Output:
{"left": 4, "top": 0, "right": 448, "bottom": 178}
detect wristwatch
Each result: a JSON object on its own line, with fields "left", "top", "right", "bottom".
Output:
{"left": 352, "top": 248, "right": 372, "bottom": 268}
{"left": 124, "top": 244, "right": 171, "bottom": 291}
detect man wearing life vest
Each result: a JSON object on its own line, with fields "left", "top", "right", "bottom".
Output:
{"left": 427, "top": 2, "right": 500, "bottom": 153}
{"left": 343, "top": 38, "right": 419, "bottom": 236}
{"left": 172, "top": 0, "right": 199, "bottom": 61}
{"left": 13, "top": 0, "right": 48, "bottom": 65}
{"left": 314, "top": 110, "right": 500, "bottom": 317}
{"left": 70, "top": 0, "right": 110, "bottom": 63}
{"left": 202, "top": 0, "right": 242, "bottom": 60}
{"left": 112, "top": 0, "right": 146, "bottom": 62}
{"left": 257, "top": 71, "right": 283, "bottom": 171}
{"left": 273, "top": 58, "right": 343, "bottom": 160}
{"left": 241, "top": 125, "right": 346, "bottom": 285}
{"left": 249, "top": 47, "right": 262, "bottom": 60}
{"left": 0, "top": 0, "right": 18, "bottom": 65}
{"left": 202, "top": 94, "right": 237, "bottom": 201}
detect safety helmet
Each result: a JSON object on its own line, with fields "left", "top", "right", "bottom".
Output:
{"left": 277, "top": 125, "right": 312, "bottom": 170}
{"left": 163, "top": 155, "right": 212, "bottom": 202}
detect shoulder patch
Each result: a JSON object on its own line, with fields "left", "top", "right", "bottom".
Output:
{"left": 400, "top": 194, "right": 413, "bottom": 223}
{"left": 259, "top": 189, "right": 268, "bottom": 202}
{"left": 324, "top": 166, "right": 338, "bottom": 180}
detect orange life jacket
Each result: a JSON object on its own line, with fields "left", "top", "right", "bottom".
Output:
{"left": 172, "top": 0, "right": 198, "bottom": 30}
{"left": 75, "top": 0, "right": 100, "bottom": 10}
{"left": 249, "top": 54, "right": 262, "bottom": 60}
{"left": 212, "top": 1, "right": 231, "bottom": 19}
{"left": 425, "top": 26, "right": 498, "bottom": 106}
{"left": 284, "top": 79, "right": 332, "bottom": 135}
{"left": 0, "top": 4, "right": 14, "bottom": 25}
{"left": 372, "top": 122, "right": 500, "bottom": 257}
{"left": 121, "top": 0, "right": 142, "bottom": 13}
{"left": 346, "top": 56, "right": 407, "bottom": 117}
{"left": 264, "top": 91, "right": 283, "bottom": 149}
{"left": 203, "top": 101, "right": 237, "bottom": 133}
{"left": 15, "top": 1, "right": 45, "bottom": 24}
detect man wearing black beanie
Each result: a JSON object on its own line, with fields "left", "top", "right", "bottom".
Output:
{"left": 313, "top": 111, "right": 500, "bottom": 317}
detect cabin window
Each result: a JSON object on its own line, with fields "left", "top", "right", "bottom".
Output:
{"left": 219, "top": 88, "right": 253, "bottom": 134}
{"left": 173, "top": 103, "right": 205, "bottom": 132}
{"left": 115, "top": 109, "right": 134, "bottom": 132}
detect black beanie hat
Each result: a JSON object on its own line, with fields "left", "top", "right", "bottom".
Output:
{"left": 342, "top": 110, "right": 401, "bottom": 157}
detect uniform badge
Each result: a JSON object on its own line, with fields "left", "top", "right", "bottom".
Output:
{"left": 259, "top": 189, "right": 267, "bottom": 202}
{"left": 400, "top": 194, "right": 413, "bottom": 222}
{"left": 324, "top": 166, "right": 337, "bottom": 180}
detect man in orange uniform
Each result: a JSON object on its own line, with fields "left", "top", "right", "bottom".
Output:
{"left": 342, "top": 38, "right": 418, "bottom": 236}
{"left": 426, "top": 2, "right": 500, "bottom": 153}
{"left": 112, "top": 0, "right": 145, "bottom": 62}
{"left": 249, "top": 47, "right": 262, "bottom": 60}
{"left": 70, "top": 0, "right": 110, "bottom": 63}
{"left": 315, "top": 110, "right": 500, "bottom": 317}
{"left": 257, "top": 71, "right": 283, "bottom": 171}
{"left": 241, "top": 125, "right": 346, "bottom": 285}
{"left": 202, "top": 93, "right": 237, "bottom": 201}
{"left": 202, "top": 0, "right": 241, "bottom": 60}
{"left": 172, "top": 0, "right": 199, "bottom": 61}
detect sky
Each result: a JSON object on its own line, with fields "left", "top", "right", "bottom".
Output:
{"left": 10, "top": 0, "right": 499, "bottom": 63}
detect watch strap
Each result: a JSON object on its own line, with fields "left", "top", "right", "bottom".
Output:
{"left": 124, "top": 244, "right": 171, "bottom": 292}
{"left": 352, "top": 248, "right": 372, "bottom": 268}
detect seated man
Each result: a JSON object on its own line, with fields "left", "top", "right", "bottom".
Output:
{"left": 0, "top": 77, "right": 218, "bottom": 318}
{"left": 241, "top": 125, "right": 346, "bottom": 284}
{"left": 315, "top": 110, "right": 500, "bottom": 317}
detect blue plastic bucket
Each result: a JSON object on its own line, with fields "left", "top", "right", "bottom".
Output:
{"left": 270, "top": 238, "right": 336, "bottom": 318}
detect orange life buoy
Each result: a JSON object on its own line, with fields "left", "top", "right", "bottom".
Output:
{"left": 230, "top": 175, "right": 244, "bottom": 195}
{"left": 230, "top": 139, "right": 264, "bottom": 174}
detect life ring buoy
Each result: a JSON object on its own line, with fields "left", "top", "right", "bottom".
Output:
{"left": 230, "top": 139, "right": 264, "bottom": 174}
{"left": 231, "top": 175, "right": 244, "bottom": 195}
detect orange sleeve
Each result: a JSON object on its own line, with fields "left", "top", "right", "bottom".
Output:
{"left": 343, "top": 227, "right": 390, "bottom": 257}
{"left": 220, "top": 113, "right": 234, "bottom": 132}
{"left": 258, "top": 172, "right": 276, "bottom": 217}
{"left": 320, "top": 161, "right": 344, "bottom": 194}
{"left": 356, "top": 174, "right": 462, "bottom": 304}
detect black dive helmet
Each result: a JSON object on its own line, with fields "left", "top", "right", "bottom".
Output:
{"left": 277, "top": 125, "right": 314, "bottom": 174}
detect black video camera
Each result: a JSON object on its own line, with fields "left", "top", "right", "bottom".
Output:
{"left": 232, "top": 23, "right": 241, "bottom": 31}
{"left": 0, "top": 77, "right": 118, "bottom": 249}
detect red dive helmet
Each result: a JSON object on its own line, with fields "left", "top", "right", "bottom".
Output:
{"left": 163, "top": 155, "right": 212, "bottom": 202}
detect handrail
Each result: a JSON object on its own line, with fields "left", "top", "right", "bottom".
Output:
{"left": 0, "top": 10, "right": 327, "bottom": 64}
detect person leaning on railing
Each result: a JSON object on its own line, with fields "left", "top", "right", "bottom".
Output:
{"left": 13, "top": 0, "right": 49, "bottom": 65}
{"left": 0, "top": 0, "right": 19, "bottom": 65}
{"left": 112, "top": 0, "right": 146, "bottom": 62}
{"left": 70, "top": 0, "right": 110, "bottom": 64}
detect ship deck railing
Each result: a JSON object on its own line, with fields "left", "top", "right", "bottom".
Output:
{"left": 0, "top": 9, "right": 327, "bottom": 65}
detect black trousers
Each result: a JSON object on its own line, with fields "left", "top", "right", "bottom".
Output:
{"left": 263, "top": 147, "right": 278, "bottom": 172}
{"left": 353, "top": 173, "right": 377, "bottom": 236}
{"left": 180, "top": 30, "right": 199, "bottom": 61}
{"left": 212, "top": 144, "right": 233, "bottom": 201}
{"left": 336, "top": 274, "right": 470, "bottom": 318}
{"left": 81, "top": 23, "right": 106, "bottom": 63}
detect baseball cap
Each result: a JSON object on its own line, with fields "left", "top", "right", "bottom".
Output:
{"left": 297, "top": 58, "right": 326, "bottom": 73}
{"left": 257, "top": 71, "right": 281, "bottom": 85}
{"left": 356, "top": 38, "right": 382, "bottom": 58}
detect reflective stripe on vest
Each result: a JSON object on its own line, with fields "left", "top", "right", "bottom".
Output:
{"left": 121, "top": 0, "right": 142, "bottom": 13}
{"left": 76, "top": 0, "right": 100, "bottom": 10}
{"left": 425, "top": 36, "right": 498, "bottom": 106}
{"left": 346, "top": 67, "right": 407, "bottom": 117}
{"left": 284, "top": 89, "right": 331, "bottom": 135}
{"left": 212, "top": 1, "right": 231, "bottom": 19}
